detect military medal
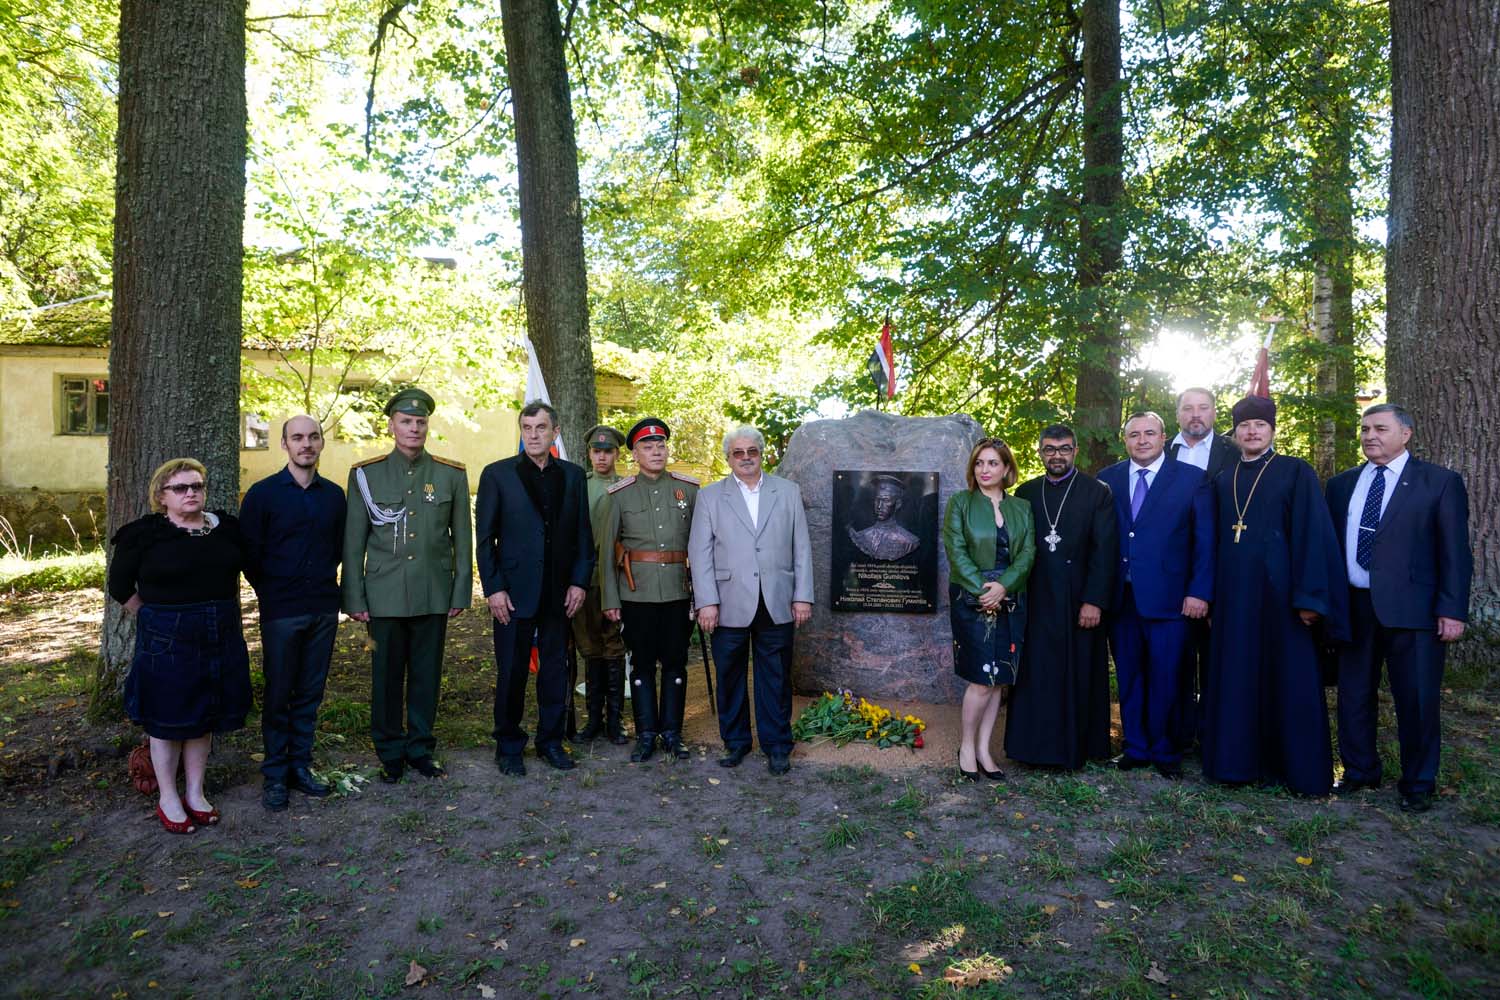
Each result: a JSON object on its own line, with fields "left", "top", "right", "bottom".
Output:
{"left": 1039, "top": 471, "right": 1077, "bottom": 553}
{"left": 1230, "top": 453, "right": 1275, "bottom": 543}
{"left": 423, "top": 483, "right": 436, "bottom": 503}
{"left": 674, "top": 487, "right": 687, "bottom": 509}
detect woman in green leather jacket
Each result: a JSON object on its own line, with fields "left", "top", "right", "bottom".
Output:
{"left": 943, "top": 437, "right": 1036, "bottom": 781}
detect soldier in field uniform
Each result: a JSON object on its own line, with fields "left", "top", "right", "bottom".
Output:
{"left": 601, "top": 418, "right": 699, "bottom": 762}
{"left": 342, "top": 388, "right": 473, "bottom": 784}
{"left": 574, "top": 424, "right": 630, "bottom": 744}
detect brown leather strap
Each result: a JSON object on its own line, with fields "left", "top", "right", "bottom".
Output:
{"left": 629, "top": 549, "right": 687, "bottom": 564}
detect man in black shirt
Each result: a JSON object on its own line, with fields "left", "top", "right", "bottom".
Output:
{"left": 242, "top": 415, "right": 346, "bottom": 811}
{"left": 474, "top": 401, "right": 594, "bottom": 775}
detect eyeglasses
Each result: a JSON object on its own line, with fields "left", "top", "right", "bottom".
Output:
{"left": 730, "top": 448, "right": 762, "bottom": 459}
{"left": 1040, "top": 444, "right": 1076, "bottom": 456}
{"left": 162, "top": 482, "right": 206, "bottom": 495}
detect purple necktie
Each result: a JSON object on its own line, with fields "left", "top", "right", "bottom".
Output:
{"left": 1130, "top": 468, "right": 1149, "bottom": 521}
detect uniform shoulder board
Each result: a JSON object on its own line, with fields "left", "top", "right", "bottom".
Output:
{"left": 431, "top": 454, "right": 466, "bottom": 471}
{"left": 607, "top": 475, "right": 637, "bottom": 494}
{"left": 668, "top": 471, "right": 700, "bottom": 486}
{"left": 350, "top": 454, "right": 386, "bottom": 469}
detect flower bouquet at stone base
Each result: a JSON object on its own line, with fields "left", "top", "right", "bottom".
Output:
{"left": 791, "top": 689, "right": 926, "bottom": 750}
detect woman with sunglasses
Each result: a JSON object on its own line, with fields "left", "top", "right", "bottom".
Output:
{"left": 108, "top": 458, "right": 252, "bottom": 834}
{"left": 943, "top": 437, "right": 1035, "bottom": 782}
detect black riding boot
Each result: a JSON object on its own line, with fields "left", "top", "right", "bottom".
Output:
{"left": 605, "top": 658, "right": 629, "bottom": 745}
{"left": 658, "top": 667, "right": 690, "bottom": 760}
{"left": 630, "top": 663, "right": 659, "bottom": 762}
{"left": 577, "top": 659, "right": 607, "bottom": 741}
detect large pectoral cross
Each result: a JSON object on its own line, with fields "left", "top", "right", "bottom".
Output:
{"left": 1232, "top": 519, "right": 1246, "bottom": 543}
{"left": 1043, "top": 529, "right": 1061, "bottom": 552}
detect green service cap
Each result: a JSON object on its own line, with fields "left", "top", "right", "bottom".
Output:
{"left": 384, "top": 387, "right": 435, "bottom": 417}
{"left": 586, "top": 425, "right": 626, "bottom": 451}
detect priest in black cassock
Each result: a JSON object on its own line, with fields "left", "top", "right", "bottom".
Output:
{"left": 1005, "top": 424, "right": 1118, "bottom": 769}
{"left": 1201, "top": 395, "right": 1349, "bottom": 796}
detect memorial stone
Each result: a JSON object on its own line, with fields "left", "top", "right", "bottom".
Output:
{"left": 779, "top": 410, "right": 983, "bottom": 702}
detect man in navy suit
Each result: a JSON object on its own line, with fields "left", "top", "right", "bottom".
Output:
{"left": 475, "top": 400, "right": 595, "bottom": 776}
{"left": 1099, "top": 412, "right": 1215, "bottom": 778}
{"left": 1326, "top": 403, "right": 1471, "bottom": 812}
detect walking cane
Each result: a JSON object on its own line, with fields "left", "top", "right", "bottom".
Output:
{"left": 696, "top": 623, "right": 717, "bottom": 716}
{"left": 565, "top": 634, "right": 579, "bottom": 740}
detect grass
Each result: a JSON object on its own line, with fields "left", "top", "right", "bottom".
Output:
{"left": 0, "top": 550, "right": 104, "bottom": 596}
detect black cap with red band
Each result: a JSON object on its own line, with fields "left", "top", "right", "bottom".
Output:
{"left": 626, "top": 418, "right": 670, "bottom": 449}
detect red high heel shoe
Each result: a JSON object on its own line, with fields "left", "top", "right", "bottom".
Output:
{"left": 156, "top": 804, "right": 197, "bottom": 835}
{"left": 186, "top": 805, "right": 220, "bottom": 826}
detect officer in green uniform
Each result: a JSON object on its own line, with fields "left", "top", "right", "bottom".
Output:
{"left": 574, "top": 424, "right": 630, "bottom": 744}
{"left": 343, "top": 388, "right": 473, "bottom": 783}
{"left": 602, "top": 418, "right": 699, "bottom": 761}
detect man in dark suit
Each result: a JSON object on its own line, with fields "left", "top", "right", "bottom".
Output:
{"left": 1168, "top": 387, "right": 1236, "bottom": 749}
{"left": 475, "top": 400, "right": 595, "bottom": 776}
{"left": 1099, "top": 412, "right": 1215, "bottom": 779}
{"left": 1326, "top": 403, "right": 1471, "bottom": 812}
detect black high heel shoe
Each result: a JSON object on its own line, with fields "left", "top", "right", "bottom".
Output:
{"left": 980, "top": 766, "right": 1006, "bottom": 781}
{"left": 957, "top": 755, "right": 981, "bottom": 782}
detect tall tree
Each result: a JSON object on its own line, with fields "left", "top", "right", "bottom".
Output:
{"left": 95, "top": 0, "right": 247, "bottom": 714}
{"left": 1073, "top": 0, "right": 1125, "bottom": 471}
{"left": 1386, "top": 0, "right": 1500, "bottom": 642}
{"left": 498, "top": 0, "right": 598, "bottom": 459}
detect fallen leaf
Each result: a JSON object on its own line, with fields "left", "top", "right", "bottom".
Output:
{"left": 492, "top": 938, "right": 508, "bottom": 951}
{"left": 569, "top": 937, "right": 586, "bottom": 948}
{"left": 1231, "top": 874, "right": 1247, "bottom": 883}
{"left": 1042, "top": 904, "right": 1059, "bottom": 916}
{"left": 797, "top": 961, "right": 807, "bottom": 973}
{"left": 235, "top": 877, "right": 260, "bottom": 890}
{"left": 903, "top": 831, "right": 916, "bottom": 840}
{"left": 477, "top": 985, "right": 496, "bottom": 999}
{"left": 708, "top": 778, "right": 721, "bottom": 785}
{"left": 1295, "top": 856, "right": 1313, "bottom": 866}
{"left": 702, "top": 905, "right": 717, "bottom": 917}
{"left": 669, "top": 907, "right": 682, "bottom": 917}
{"left": 943, "top": 960, "right": 1011, "bottom": 987}
{"left": 131, "top": 928, "right": 149, "bottom": 939}
{"left": 1145, "top": 963, "right": 1170, "bottom": 984}
{"left": 717, "top": 838, "right": 730, "bottom": 846}
{"left": 156, "top": 911, "right": 173, "bottom": 919}
{"left": 1094, "top": 900, "right": 1115, "bottom": 910}
{"left": 908, "top": 962, "right": 922, "bottom": 975}
{"left": 651, "top": 881, "right": 668, "bottom": 889}
{"left": 404, "top": 960, "right": 427, "bottom": 987}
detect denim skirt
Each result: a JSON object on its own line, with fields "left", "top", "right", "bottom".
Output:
{"left": 125, "top": 599, "right": 252, "bottom": 740}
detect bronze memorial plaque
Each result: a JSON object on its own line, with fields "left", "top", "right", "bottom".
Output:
{"left": 831, "top": 470, "right": 939, "bottom": 613}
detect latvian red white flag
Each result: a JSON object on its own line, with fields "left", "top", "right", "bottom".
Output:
{"left": 867, "top": 317, "right": 896, "bottom": 399}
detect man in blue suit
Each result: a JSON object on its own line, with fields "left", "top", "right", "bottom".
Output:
{"left": 1099, "top": 412, "right": 1215, "bottom": 778}
{"left": 475, "top": 401, "right": 595, "bottom": 776}
{"left": 1326, "top": 403, "right": 1471, "bottom": 812}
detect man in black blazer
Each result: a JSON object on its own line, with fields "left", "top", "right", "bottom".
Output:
{"left": 1168, "top": 387, "right": 1236, "bottom": 750}
{"left": 475, "top": 401, "right": 595, "bottom": 775}
{"left": 1326, "top": 403, "right": 1471, "bottom": 812}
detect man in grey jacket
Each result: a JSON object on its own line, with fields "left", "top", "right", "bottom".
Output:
{"left": 688, "top": 426, "right": 814, "bottom": 775}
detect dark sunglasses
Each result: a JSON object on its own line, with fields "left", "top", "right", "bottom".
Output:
{"left": 162, "top": 482, "right": 206, "bottom": 495}
{"left": 730, "top": 447, "right": 762, "bottom": 459}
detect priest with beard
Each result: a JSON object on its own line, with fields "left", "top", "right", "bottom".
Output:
{"left": 1201, "top": 395, "right": 1349, "bottom": 795}
{"left": 1005, "top": 424, "right": 1118, "bottom": 769}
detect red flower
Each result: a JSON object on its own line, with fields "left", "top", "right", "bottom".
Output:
{"left": 913, "top": 734, "right": 924, "bottom": 748}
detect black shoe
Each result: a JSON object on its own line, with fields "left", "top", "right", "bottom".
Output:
{"left": 1399, "top": 792, "right": 1433, "bottom": 813}
{"left": 1156, "top": 763, "right": 1184, "bottom": 780}
{"left": 660, "top": 732, "right": 690, "bottom": 761}
{"left": 288, "top": 766, "right": 332, "bottom": 797}
{"left": 378, "top": 761, "right": 404, "bottom": 784}
{"left": 407, "top": 757, "right": 446, "bottom": 779}
{"left": 262, "top": 781, "right": 289, "bottom": 811}
{"left": 718, "top": 747, "right": 751, "bottom": 768}
{"left": 540, "top": 745, "right": 577, "bottom": 771}
{"left": 496, "top": 754, "right": 526, "bottom": 777}
{"left": 1115, "top": 755, "right": 1151, "bottom": 772}
{"left": 767, "top": 752, "right": 791, "bottom": 776}
{"left": 631, "top": 734, "right": 657, "bottom": 763}
{"left": 1332, "top": 777, "right": 1382, "bottom": 795}
{"left": 981, "top": 766, "right": 1007, "bottom": 781}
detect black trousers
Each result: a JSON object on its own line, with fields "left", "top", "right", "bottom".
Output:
{"left": 260, "top": 611, "right": 338, "bottom": 780}
{"left": 619, "top": 600, "right": 692, "bottom": 735}
{"left": 368, "top": 614, "right": 448, "bottom": 766}
{"left": 711, "top": 598, "right": 795, "bottom": 756}
{"left": 1174, "top": 617, "right": 1211, "bottom": 751}
{"left": 492, "top": 608, "right": 570, "bottom": 756}
{"left": 1338, "top": 587, "right": 1447, "bottom": 796}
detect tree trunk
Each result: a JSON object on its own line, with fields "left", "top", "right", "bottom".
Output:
{"left": 1386, "top": 0, "right": 1500, "bottom": 652}
{"left": 499, "top": 0, "right": 599, "bottom": 462}
{"left": 95, "top": 0, "right": 247, "bottom": 718}
{"left": 1072, "top": 0, "right": 1125, "bottom": 473}
{"left": 1309, "top": 73, "right": 1358, "bottom": 482}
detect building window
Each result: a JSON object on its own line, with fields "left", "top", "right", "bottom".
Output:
{"left": 242, "top": 412, "right": 270, "bottom": 450}
{"left": 60, "top": 376, "right": 109, "bottom": 435}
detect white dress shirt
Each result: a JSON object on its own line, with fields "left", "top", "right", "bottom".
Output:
{"left": 735, "top": 472, "right": 764, "bottom": 529}
{"left": 1344, "top": 448, "right": 1410, "bottom": 588}
{"left": 1129, "top": 450, "right": 1167, "bottom": 492}
{"left": 1170, "top": 431, "right": 1214, "bottom": 471}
